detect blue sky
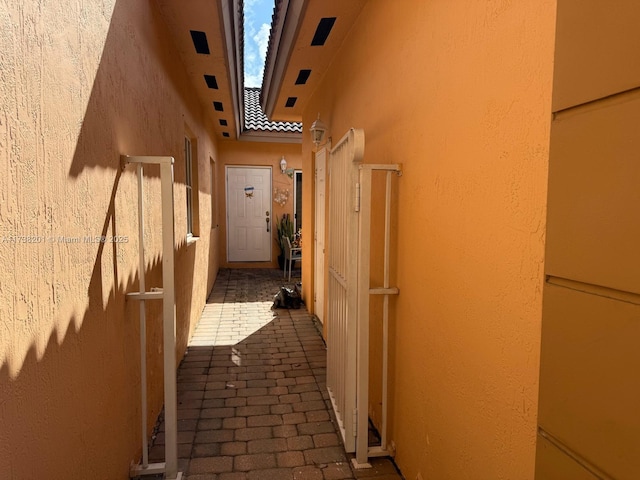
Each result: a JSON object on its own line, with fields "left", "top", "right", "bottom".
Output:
{"left": 244, "top": 0, "right": 275, "bottom": 88}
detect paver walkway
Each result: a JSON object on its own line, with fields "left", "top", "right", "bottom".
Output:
{"left": 147, "top": 268, "right": 403, "bottom": 480}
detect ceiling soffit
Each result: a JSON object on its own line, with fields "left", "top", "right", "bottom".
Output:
{"left": 157, "top": 0, "right": 302, "bottom": 143}
{"left": 261, "top": 0, "right": 367, "bottom": 122}
{"left": 156, "top": 0, "right": 240, "bottom": 139}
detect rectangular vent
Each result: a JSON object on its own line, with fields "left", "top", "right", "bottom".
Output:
{"left": 311, "top": 17, "right": 336, "bottom": 46}
{"left": 190, "top": 30, "right": 210, "bottom": 54}
{"left": 213, "top": 101, "right": 224, "bottom": 111}
{"left": 204, "top": 75, "right": 218, "bottom": 89}
{"left": 295, "top": 69, "right": 311, "bottom": 85}
{"left": 222, "top": 132, "right": 230, "bottom": 137}
{"left": 285, "top": 97, "right": 297, "bottom": 108}
{"left": 219, "top": 119, "right": 228, "bottom": 126}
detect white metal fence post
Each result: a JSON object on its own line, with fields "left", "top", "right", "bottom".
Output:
{"left": 122, "top": 156, "right": 182, "bottom": 480}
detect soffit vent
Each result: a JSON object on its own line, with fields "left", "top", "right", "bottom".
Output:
{"left": 190, "top": 30, "right": 210, "bottom": 54}
{"left": 295, "top": 69, "right": 311, "bottom": 85}
{"left": 311, "top": 17, "right": 336, "bottom": 46}
{"left": 204, "top": 75, "right": 218, "bottom": 89}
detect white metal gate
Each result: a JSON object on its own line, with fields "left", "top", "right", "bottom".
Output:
{"left": 326, "top": 129, "right": 363, "bottom": 453}
{"left": 325, "top": 128, "right": 401, "bottom": 468}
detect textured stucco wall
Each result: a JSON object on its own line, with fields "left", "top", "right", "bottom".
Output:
{"left": 217, "top": 141, "right": 302, "bottom": 269}
{"left": 0, "top": 1, "right": 218, "bottom": 478}
{"left": 301, "top": 1, "right": 556, "bottom": 478}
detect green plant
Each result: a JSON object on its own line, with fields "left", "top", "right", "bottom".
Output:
{"left": 275, "top": 213, "right": 294, "bottom": 254}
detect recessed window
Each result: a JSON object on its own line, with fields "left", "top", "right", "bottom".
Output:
{"left": 285, "top": 97, "right": 297, "bottom": 108}
{"left": 311, "top": 17, "right": 336, "bottom": 46}
{"left": 219, "top": 119, "right": 228, "bottom": 126}
{"left": 210, "top": 157, "right": 217, "bottom": 229}
{"left": 213, "top": 101, "right": 224, "bottom": 111}
{"left": 190, "top": 30, "right": 210, "bottom": 54}
{"left": 184, "top": 136, "right": 199, "bottom": 238}
{"left": 295, "top": 69, "right": 311, "bottom": 85}
{"left": 222, "top": 132, "right": 230, "bottom": 137}
{"left": 204, "top": 74, "right": 218, "bottom": 89}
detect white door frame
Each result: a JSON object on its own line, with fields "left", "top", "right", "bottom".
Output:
{"left": 314, "top": 150, "right": 326, "bottom": 323}
{"left": 293, "top": 169, "right": 303, "bottom": 233}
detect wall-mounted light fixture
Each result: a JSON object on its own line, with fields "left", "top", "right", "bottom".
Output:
{"left": 280, "top": 156, "right": 287, "bottom": 174}
{"left": 310, "top": 113, "right": 328, "bottom": 147}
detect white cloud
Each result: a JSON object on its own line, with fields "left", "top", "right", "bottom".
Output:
{"left": 244, "top": 0, "right": 273, "bottom": 87}
{"left": 245, "top": 72, "right": 264, "bottom": 88}
{"left": 244, "top": 22, "right": 270, "bottom": 87}
{"left": 254, "top": 23, "right": 270, "bottom": 61}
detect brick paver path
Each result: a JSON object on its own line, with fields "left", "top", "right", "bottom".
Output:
{"left": 148, "top": 269, "right": 402, "bottom": 480}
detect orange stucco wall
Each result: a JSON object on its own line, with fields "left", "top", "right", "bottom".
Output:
{"left": 0, "top": 1, "right": 219, "bottom": 478}
{"left": 217, "top": 140, "right": 302, "bottom": 269}
{"left": 301, "top": 1, "right": 556, "bottom": 478}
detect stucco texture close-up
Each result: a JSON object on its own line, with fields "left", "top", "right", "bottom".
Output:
{"left": 299, "top": 1, "right": 556, "bottom": 479}
{"left": 0, "top": 1, "right": 218, "bottom": 478}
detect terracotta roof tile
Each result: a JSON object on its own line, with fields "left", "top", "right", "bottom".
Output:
{"left": 244, "top": 87, "right": 302, "bottom": 133}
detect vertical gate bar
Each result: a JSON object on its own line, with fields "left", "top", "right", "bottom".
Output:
{"left": 354, "top": 167, "right": 372, "bottom": 467}
{"left": 136, "top": 163, "right": 149, "bottom": 468}
{"left": 342, "top": 142, "right": 347, "bottom": 419}
{"left": 346, "top": 135, "right": 360, "bottom": 451}
{"left": 383, "top": 172, "right": 392, "bottom": 290}
{"left": 381, "top": 171, "right": 392, "bottom": 450}
{"left": 342, "top": 146, "right": 347, "bottom": 272}
{"left": 160, "top": 161, "right": 178, "bottom": 479}
{"left": 337, "top": 146, "right": 344, "bottom": 423}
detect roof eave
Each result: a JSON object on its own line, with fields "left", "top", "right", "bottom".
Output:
{"left": 260, "top": 0, "right": 309, "bottom": 120}
{"left": 240, "top": 130, "right": 302, "bottom": 144}
{"left": 220, "top": 0, "right": 245, "bottom": 139}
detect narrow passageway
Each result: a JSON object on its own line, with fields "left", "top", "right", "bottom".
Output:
{"left": 147, "top": 269, "right": 402, "bottom": 480}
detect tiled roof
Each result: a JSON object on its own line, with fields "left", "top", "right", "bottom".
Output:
{"left": 244, "top": 87, "right": 302, "bottom": 133}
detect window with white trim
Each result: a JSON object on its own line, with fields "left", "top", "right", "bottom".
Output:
{"left": 210, "top": 156, "right": 217, "bottom": 229}
{"left": 184, "top": 136, "right": 199, "bottom": 238}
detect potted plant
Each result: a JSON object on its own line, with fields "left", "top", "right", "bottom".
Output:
{"left": 275, "top": 214, "right": 294, "bottom": 269}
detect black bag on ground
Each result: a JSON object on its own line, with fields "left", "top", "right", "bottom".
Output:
{"left": 272, "top": 286, "right": 302, "bottom": 309}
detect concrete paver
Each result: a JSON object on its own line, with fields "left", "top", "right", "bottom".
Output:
{"left": 144, "top": 269, "right": 403, "bottom": 480}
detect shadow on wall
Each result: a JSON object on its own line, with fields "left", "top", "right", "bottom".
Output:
{"left": 0, "top": 150, "right": 200, "bottom": 478}
{"left": 66, "top": 0, "right": 199, "bottom": 177}
{"left": 0, "top": 0, "right": 207, "bottom": 478}
{"left": 0, "top": 262, "right": 168, "bottom": 479}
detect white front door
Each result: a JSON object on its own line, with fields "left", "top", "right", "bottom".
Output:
{"left": 314, "top": 149, "right": 326, "bottom": 323}
{"left": 226, "top": 166, "right": 272, "bottom": 262}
